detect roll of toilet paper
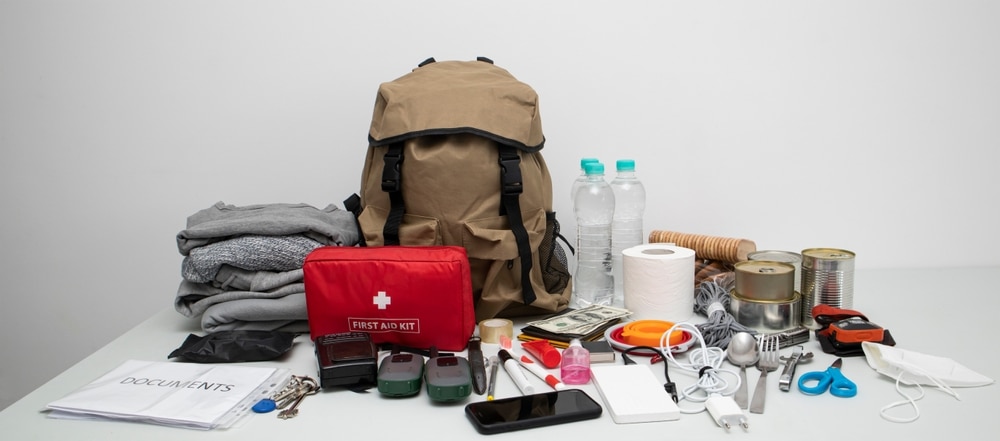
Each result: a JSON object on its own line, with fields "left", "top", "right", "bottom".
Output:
{"left": 623, "top": 244, "right": 696, "bottom": 322}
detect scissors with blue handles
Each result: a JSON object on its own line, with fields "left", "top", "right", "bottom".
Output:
{"left": 797, "top": 358, "right": 857, "bottom": 397}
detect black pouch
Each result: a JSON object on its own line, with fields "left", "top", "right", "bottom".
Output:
{"left": 812, "top": 305, "right": 896, "bottom": 357}
{"left": 168, "top": 330, "right": 297, "bottom": 363}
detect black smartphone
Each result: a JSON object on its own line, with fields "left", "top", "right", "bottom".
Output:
{"left": 464, "top": 389, "right": 603, "bottom": 435}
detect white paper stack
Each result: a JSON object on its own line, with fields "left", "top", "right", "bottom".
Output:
{"left": 46, "top": 359, "right": 291, "bottom": 430}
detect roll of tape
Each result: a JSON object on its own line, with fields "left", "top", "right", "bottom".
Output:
{"left": 478, "top": 318, "right": 514, "bottom": 344}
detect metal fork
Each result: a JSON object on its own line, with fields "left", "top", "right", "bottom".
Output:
{"left": 749, "top": 335, "right": 780, "bottom": 414}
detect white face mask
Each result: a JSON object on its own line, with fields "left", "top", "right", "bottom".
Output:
{"left": 862, "top": 342, "right": 994, "bottom": 423}
{"left": 862, "top": 342, "right": 993, "bottom": 387}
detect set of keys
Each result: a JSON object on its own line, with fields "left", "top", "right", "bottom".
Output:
{"left": 252, "top": 375, "right": 319, "bottom": 419}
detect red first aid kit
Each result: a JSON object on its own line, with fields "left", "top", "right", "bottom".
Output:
{"left": 303, "top": 245, "right": 476, "bottom": 351}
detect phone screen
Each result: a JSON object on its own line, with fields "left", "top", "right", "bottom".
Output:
{"left": 464, "top": 389, "right": 603, "bottom": 434}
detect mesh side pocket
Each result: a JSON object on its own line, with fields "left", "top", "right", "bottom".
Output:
{"left": 539, "top": 211, "right": 571, "bottom": 294}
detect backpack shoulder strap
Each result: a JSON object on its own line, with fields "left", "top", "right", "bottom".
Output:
{"left": 343, "top": 193, "right": 367, "bottom": 247}
{"left": 498, "top": 146, "right": 537, "bottom": 305}
{"left": 381, "top": 143, "right": 405, "bottom": 246}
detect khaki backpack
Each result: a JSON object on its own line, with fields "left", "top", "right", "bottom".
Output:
{"left": 345, "top": 57, "right": 573, "bottom": 321}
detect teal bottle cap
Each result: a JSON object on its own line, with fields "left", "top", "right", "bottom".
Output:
{"left": 585, "top": 162, "right": 605, "bottom": 175}
{"left": 616, "top": 159, "right": 635, "bottom": 171}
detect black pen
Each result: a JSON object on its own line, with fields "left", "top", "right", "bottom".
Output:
{"left": 498, "top": 349, "right": 535, "bottom": 395}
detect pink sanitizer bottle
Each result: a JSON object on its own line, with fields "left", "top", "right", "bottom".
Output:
{"left": 560, "top": 338, "right": 591, "bottom": 384}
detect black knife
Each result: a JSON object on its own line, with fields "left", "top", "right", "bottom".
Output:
{"left": 467, "top": 336, "right": 487, "bottom": 395}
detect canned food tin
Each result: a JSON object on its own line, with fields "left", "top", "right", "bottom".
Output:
{"left": 729, "top": 289, "right": 801, "bottom": 334}
{"left": 800, "top": 248, "right": 855, "bottom": 328}
{"left": 734, "top": 260, "right": 796, "bottom": 301}
{"left": 748, "top": 250, "right": 802, "bottom": 295}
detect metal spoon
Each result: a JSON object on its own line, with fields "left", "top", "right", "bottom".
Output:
{"left": 726, "top": 332, "right": 759, "bottom": 409}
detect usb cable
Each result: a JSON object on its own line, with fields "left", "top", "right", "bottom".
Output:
{"left": 620, "top": 346, "right": 678, "bottom": 404}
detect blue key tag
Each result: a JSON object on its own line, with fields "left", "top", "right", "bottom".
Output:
{"left": 252, "top": 398, "right": 277, "bottom": 413}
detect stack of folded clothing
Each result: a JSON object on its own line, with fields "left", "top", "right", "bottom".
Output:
{"left": 174, "top": 201, "right": 359, "bottom": 333}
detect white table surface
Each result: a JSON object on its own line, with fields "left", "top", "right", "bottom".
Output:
{"left": 2, "top": 267, "right": 997, "bottom": 440}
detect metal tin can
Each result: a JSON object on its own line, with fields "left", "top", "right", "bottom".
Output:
{"left": 729, "top": 289, "right": 801, "bottom": 334}
{"left": 748, "top": 250, "right": 802, "bottom": 295}
{"left": 734, "top": 260, "right": 796, "bottom": 301}
{"left": 800, "top": 248, "right": 855, "bottom": 328}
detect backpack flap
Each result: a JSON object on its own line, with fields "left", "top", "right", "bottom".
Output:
{"left": 368, "top": 59, "right": 544, "bottom": 151}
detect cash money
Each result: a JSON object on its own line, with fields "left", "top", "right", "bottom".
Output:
{"left": 527, "top": 305, "right": 631, "bottom": 336}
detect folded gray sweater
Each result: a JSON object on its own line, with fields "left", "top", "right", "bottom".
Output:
{"left": 200, "top": 293, "right": 310, "bottom": 334}
{"left": 174, "top": 201, "right": 357, "bottom": 333}
{"left": 176, "top": 201, "right": 359, "bottom": 256}
{"left": 175, "top": 280, "right": 306, "bottom": 318}
{"left": 181, "top": 235, "right": 321, "bottom": 284}
{"left": 176, "top": 280, "right": 310, "bottom": 333}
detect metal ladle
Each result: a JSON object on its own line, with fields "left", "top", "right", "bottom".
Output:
{"left": 726, "top": 332, "right": 759, "bottom": 409}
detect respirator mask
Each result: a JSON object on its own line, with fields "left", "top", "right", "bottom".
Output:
{"left": 862, "top": 341, "right": 994, "bottom": 423}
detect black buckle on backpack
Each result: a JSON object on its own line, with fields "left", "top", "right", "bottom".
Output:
{"left": 381, "top": 145, "right": 403, "bottom": 193}
{"left": 498, "top": 150, "right": 523, "bottom": 196}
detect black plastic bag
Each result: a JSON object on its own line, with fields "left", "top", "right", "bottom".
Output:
{"left": 168, "top": 330, "right": 297, "bottom": 363}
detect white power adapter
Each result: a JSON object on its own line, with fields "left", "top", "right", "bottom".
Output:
{"left": 705, "top": 394, "right": 749, "bottom": 431}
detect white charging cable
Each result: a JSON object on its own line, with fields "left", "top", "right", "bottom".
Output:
{"left": 658, "top": 322, "right": 739, "bottom": 413}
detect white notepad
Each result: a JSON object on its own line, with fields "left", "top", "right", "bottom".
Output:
{"left": 589, "top": 364, "right": 680, "bottom": 424}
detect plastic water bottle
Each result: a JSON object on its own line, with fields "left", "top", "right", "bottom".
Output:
{"left": 560, "top": 338, "right": 591, "bottom": 385}
{"left": 570, "top": 157, "right": 600, "bottom": 205}
{"left": 569, "top": 157, "right": 598, "bottom": 302}
{"left": 573, "top": 162, "right": 615, "bottom": 308}
{"left": 610, "top": 159, "right": 646, "bottom": 308}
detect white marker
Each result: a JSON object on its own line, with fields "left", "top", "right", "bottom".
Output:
{"left": 518, "top": 354, "right": 567, "bottom": 390}
{"left": 498, "top": 349, "right": 535, "bottom": 395}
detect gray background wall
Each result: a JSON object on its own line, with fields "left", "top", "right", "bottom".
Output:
{"left": 2, "top": 0, "right": 997, "bottom": 410}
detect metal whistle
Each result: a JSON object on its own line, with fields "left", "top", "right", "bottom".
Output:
{"left": 778, "top": 346, "right": 813, "bottom": 392}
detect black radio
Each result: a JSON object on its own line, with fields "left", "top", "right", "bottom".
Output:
{"left": 315, "top": 332, "right": 378, "bottom": 389}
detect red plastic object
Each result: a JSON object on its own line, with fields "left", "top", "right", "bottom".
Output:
{"left": 521, "top": 339, "right": 562, "bottom": 368}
